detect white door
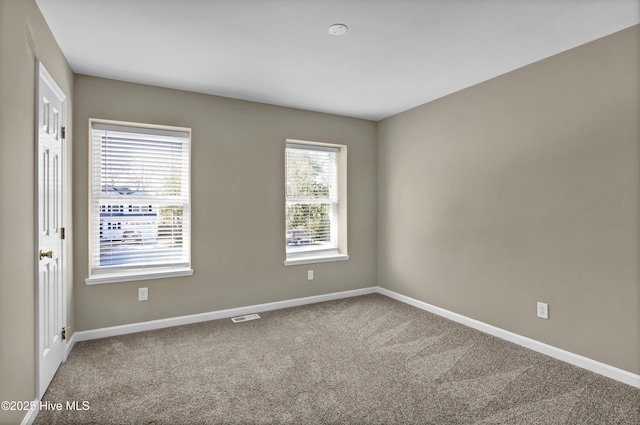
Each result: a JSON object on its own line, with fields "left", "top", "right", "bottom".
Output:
{"left": 36, "top": 62, "right": 66, "bottom": 398}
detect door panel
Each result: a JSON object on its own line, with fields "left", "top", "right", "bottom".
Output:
{"left": 37, "top": 62, "right": 66, "bottom": 398}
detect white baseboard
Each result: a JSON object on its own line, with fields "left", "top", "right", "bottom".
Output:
{"left": 64, "top": 331, "right": 77, "bottom": 360}
{"left": 20, "top": 400, "right": 39, "bottom": 425}
{"left": 65, "top": 285, "right": 638, "bottom": 389}
{"left": 73, "top": 287, "right": 377, "bottom": 343}
{"left": 377, "top": 287, "right": 640, "bottom": 388}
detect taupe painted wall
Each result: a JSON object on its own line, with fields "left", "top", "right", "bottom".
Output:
{"left": 0, "top": 0, "right": 74, "bottom": 423}
{"left": 1, "top": 7, "right": 637, "bottom": 424}
{"left": 377, "top": 25, "right": 640, "bottom": 374}
{"left": 73, "top": 76, "right": 377, "bottom": 331}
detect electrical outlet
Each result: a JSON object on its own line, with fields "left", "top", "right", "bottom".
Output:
{"left": 537, "top": 302, "right": 548, "bottom": 319}
{"left": 138, "top": 287, "right": 148, "bottom": 301}
{"left": 308, "top": 270, "right": 314, "bottom": 281}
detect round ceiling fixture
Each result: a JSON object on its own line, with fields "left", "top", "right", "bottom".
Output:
{"left": 328, "top": 24, "right": 348, "bottom": 36}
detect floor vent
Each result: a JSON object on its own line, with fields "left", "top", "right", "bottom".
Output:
{"left": 231, "top": 313, "right": 261, "bottom": 323}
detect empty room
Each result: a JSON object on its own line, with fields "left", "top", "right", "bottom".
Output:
{"left": 1, "top": 0, "right": 639, "bottom": 424}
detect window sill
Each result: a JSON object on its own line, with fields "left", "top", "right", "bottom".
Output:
{"left": 85, "top": 267, "right": 194, "bottom": 285}
{"left": 284, "top": 252, "right": 349, "bottom": 266}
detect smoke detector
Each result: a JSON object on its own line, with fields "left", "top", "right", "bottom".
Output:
{"left": 328, "top": 24, "right": 348, "bottom": 35}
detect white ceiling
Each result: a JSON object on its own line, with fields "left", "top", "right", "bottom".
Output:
{"left": 36, "top": 0, "right": 639, "bottom": 121}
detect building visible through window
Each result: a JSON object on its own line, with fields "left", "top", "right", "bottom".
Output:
{"left": 86, "top": 120, "right": 193, "bottom": 284}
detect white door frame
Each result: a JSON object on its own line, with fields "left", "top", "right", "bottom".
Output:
{"left": 35, "top": 60, "right": 67, "bottom": 399}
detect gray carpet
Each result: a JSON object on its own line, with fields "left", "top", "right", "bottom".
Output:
{"left": 34, "top": 294, "right": 639, "bottom": 424}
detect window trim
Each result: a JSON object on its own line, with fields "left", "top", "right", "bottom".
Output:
{"left": 284, "top": 251, "right": 349, "bottom": 266}
{"left": 284, "top": 139, "right": 348, "bottom": 266}
{"left": 85, "top": 118, "right": 193, "bottom": 285}
{"left": 85, "top": 267, "right": 194, "bottom": 285}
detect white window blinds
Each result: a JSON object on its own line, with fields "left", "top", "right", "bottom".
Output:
{"left": 89, "top": 121, "right": 191, "bottom": 280}
{"left": 285, "top": 143, "right": 338, "bottom": 254}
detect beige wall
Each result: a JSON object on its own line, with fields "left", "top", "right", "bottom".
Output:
{"left": 377, "top": 25, "right": 640, "bottom": 374}
{"left": 73, "top": 75, "right": 377, "bottom": 331}
{"left": 0, "top": 0, "right": 74, "bottom": 423}
{"left": 1, "top": 6, "right": 637, "bottom": 423}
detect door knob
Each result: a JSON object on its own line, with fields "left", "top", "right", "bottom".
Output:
{"left": 39, "top": 250, "right": 53, "bottom": 260}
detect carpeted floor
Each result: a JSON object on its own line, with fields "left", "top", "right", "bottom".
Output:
{"left": 34, "top": 294, "right": 639, "bottom": 424}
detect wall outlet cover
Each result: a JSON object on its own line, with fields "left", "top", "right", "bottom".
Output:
{"left": 537, "top": 302, "right": 548, "bottom": 319}
{"left": 138, "top": 287, "right": 149, "bottom": 301}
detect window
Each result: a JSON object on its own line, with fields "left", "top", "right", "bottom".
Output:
{"left": 285, "top": 140, "right": 348, "bottom": 265}
{"left": 86, "top": 120, "right": 193, "bottom": 284}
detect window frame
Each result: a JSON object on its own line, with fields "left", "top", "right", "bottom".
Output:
{"left": 284, "top": 139, "right": 348, "bottom": 266}
{"left": 85, "top": 119, "right": 193, "bottom": 285}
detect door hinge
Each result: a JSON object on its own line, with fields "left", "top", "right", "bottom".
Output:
{"left": 61, "top": 227, "right": 65, "bottom": 240}
{"left": 61, "top": 126, "right": 66, "bottom": 139}
{"left": 61, "top": 327, "right": 66, "bottom": 340}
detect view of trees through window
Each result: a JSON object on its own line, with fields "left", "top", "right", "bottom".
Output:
{"left": 285, "top": 145, "right": 337, "bottom": 251}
